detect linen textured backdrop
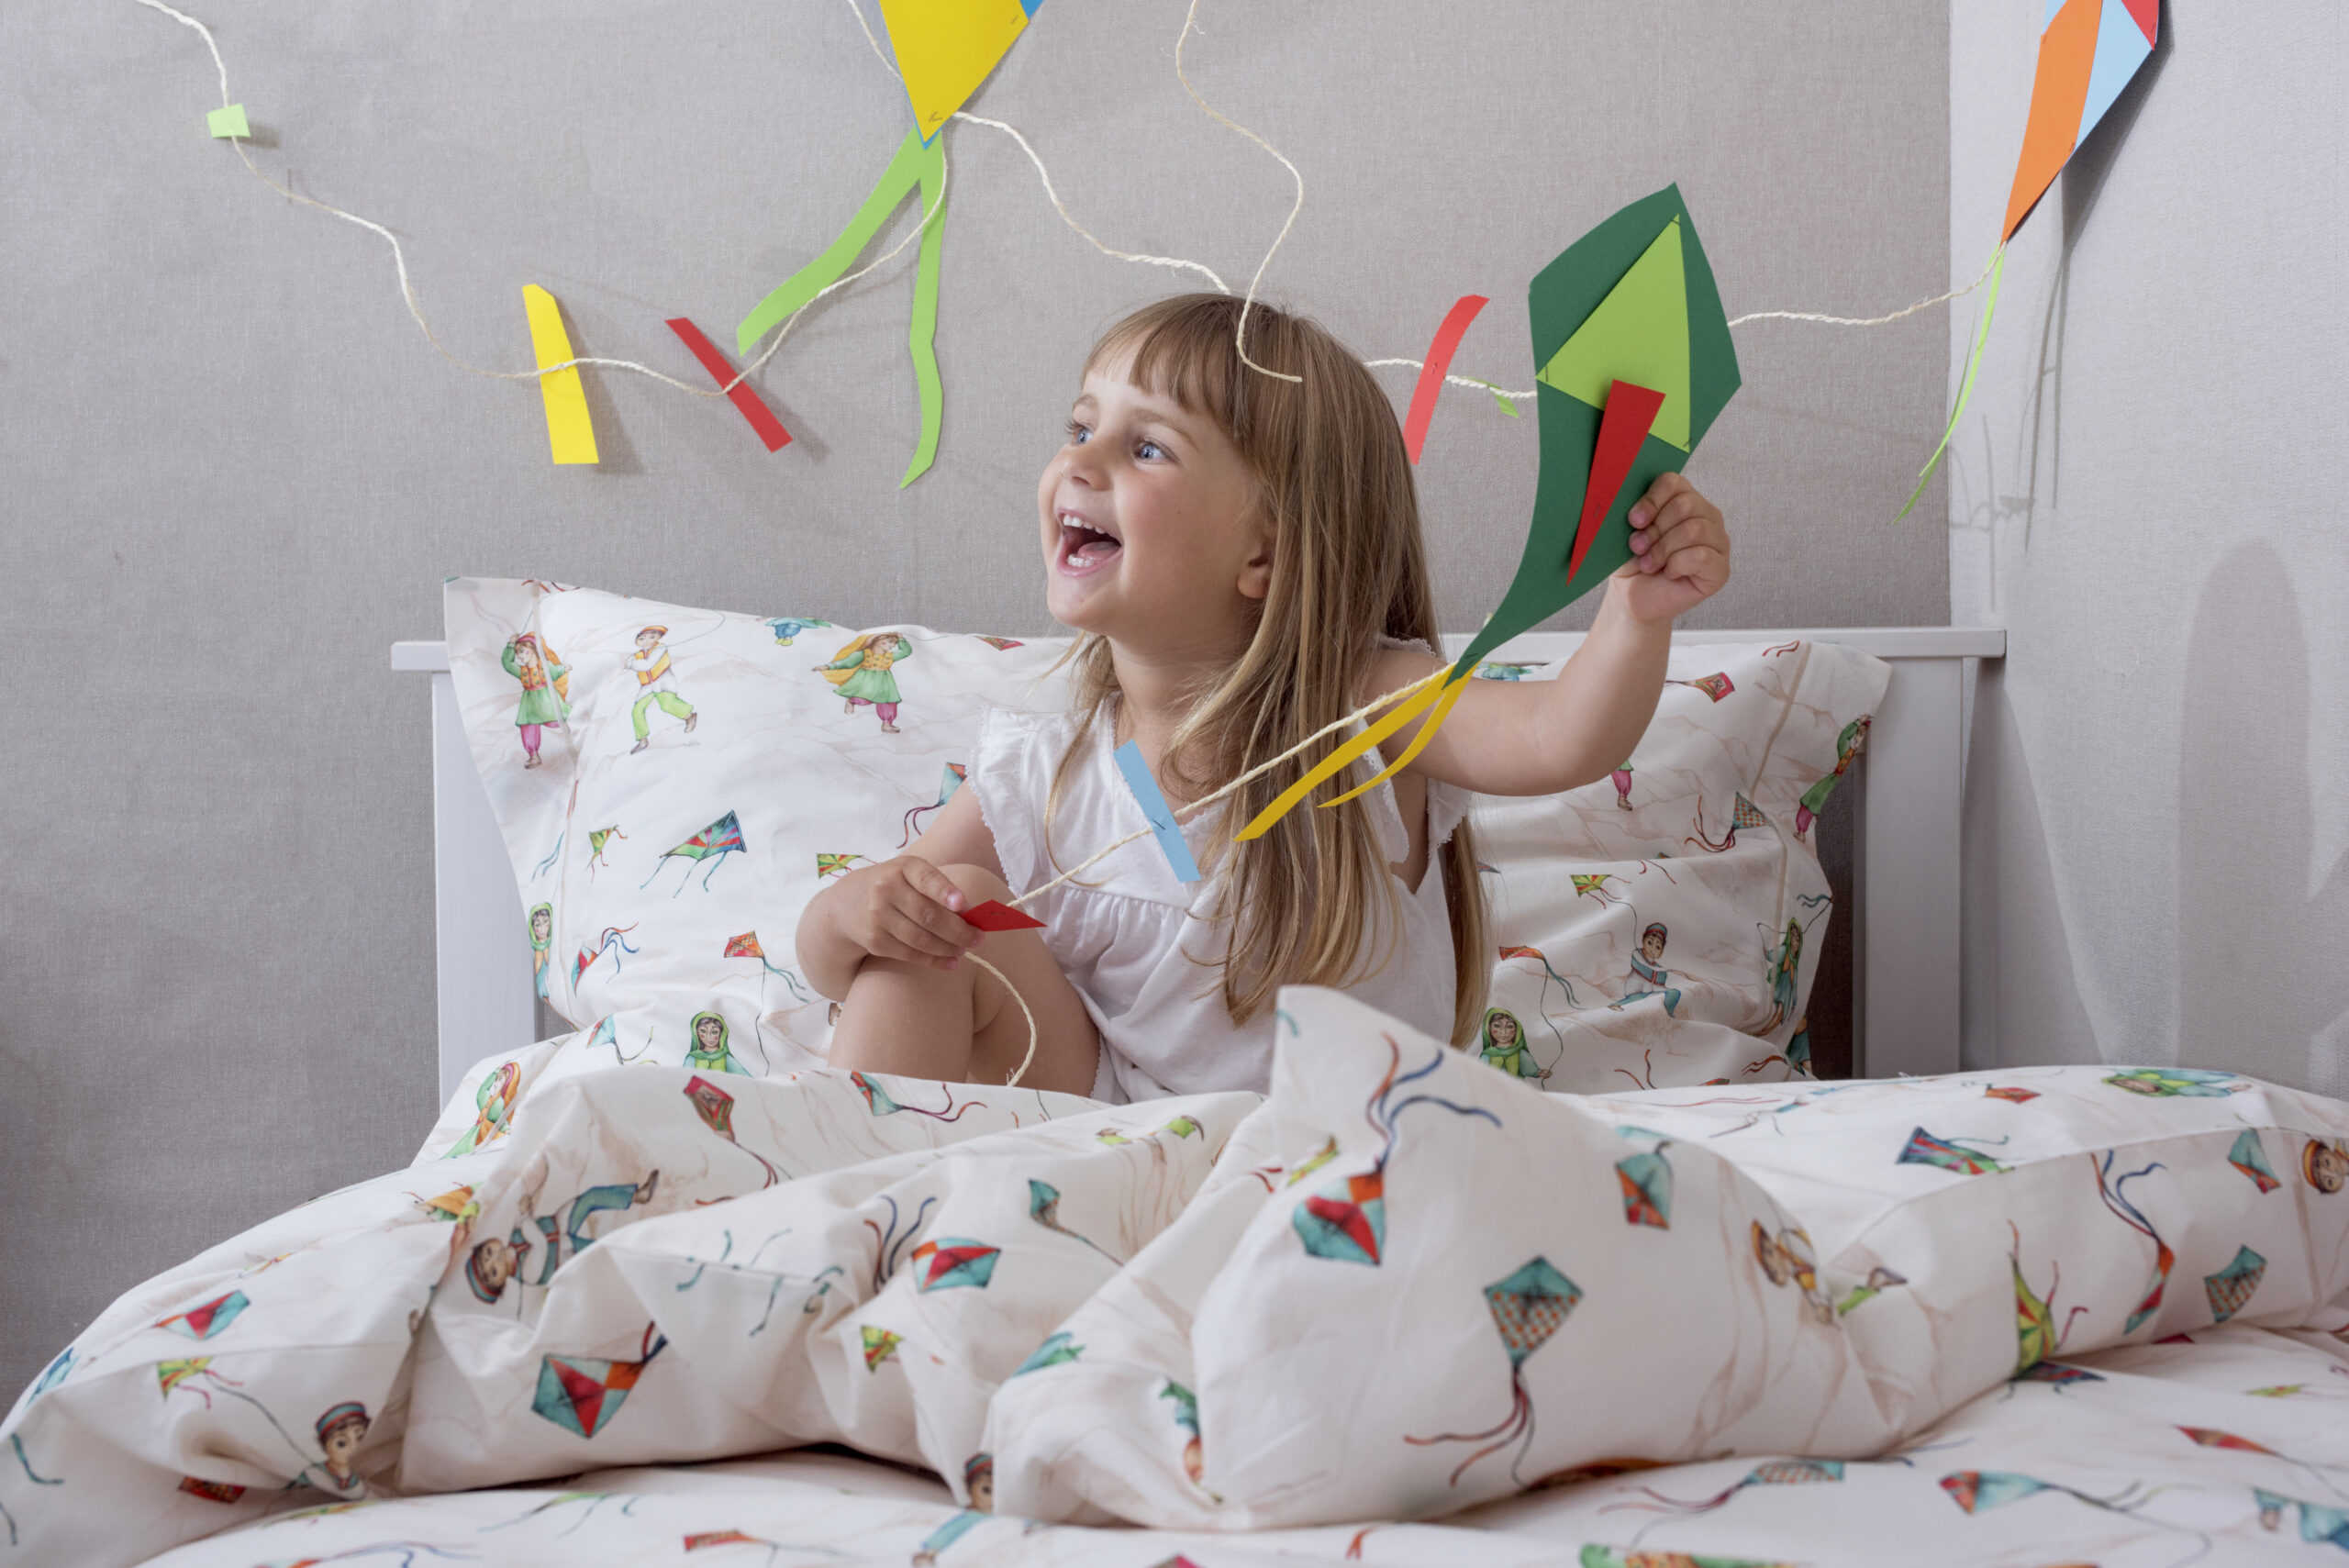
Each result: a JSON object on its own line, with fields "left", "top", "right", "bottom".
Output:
{"left": 1946, "top": 0, "right": 2349, "bottom": 1100}
{"left": 0, "top": 1, "right": 1948, "bottom": 1398}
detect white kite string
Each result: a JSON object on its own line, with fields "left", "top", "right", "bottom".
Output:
{"left": 131, "top": 0, "right": 951, "bottom": 399}
{"left": 978, "top": 664, "right": 1450, "bottom": 1088}
{"left": 1728, "top": 245, "right": 2004, "bottom": 328}
{"left": 1173, "top": 0, "right": 1305, "bottom": 384}
{"left": 142, "top": 0, "right": 1989, "bottom": 431}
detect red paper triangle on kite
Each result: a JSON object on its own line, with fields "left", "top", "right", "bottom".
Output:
{"left": 1568, "top": 381, "right": 1666, "bottom": 582}
{"left": 962, "top": 900, "right": 1045, "bottom": 932}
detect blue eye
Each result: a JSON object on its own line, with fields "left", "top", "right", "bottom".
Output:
{"left": 1137, "top": 439, "right": 1164, "bottom": 461}
{"left": 1065, "top": 419, "right": 1089, "bottom": 443}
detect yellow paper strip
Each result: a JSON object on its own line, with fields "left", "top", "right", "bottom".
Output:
{"left": 1233, "top": 677, "right": 1448, "bottom": 841}
{"left": 522, "top": 284, "right": 599, "bottom": 465}
{"left": 1317, "top": 674, "right": 1470, "bottom": 808}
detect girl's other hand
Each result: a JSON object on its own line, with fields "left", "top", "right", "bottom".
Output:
{"left": 1615, "top": 473, "right": 1730, "bottom": 625}
{"left": 837, "top": 856, "right": 984, "bottom": 973}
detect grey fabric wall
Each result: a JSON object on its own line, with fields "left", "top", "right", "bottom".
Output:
{"left": 0, "top": 2, "right": 1947, "bottom": 1398}
{"left": 1948, "top": 0, "right": 2349, "bottom": 1096}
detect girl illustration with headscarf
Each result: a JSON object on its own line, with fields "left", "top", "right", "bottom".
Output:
{"left": 501, "top": 633, "right": 571, "bottom": 768}
{"left": 687, "top": 1009, "right": 747, "bottom": 1075}
{"left": 528, "top": 902, "right": 554, "bottom": 999}
{"left": 1794, "top": 716, "right": 1869, "bottom": 840}
{"left": 1478, "top": 1007, "right": 1546, "bottom": 1081}
{"left": 446, "top": 1060, "right": 521, "bottom": 1159}
{"left": 815, "top": 631, "right": 915, "bottom": 734}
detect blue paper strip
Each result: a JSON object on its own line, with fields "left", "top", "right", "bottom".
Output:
{"left": 1112, "top": 741, "right": 1201, "bottom": 884}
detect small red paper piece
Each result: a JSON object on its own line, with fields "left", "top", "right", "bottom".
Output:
{"left": 1401, "top": 294, "right": 1489, "bottom": 463}
{"left": 961, "top": 900, "right": 1044, "bottom": 931}
{"left": 1567, "top": 379, "right": 1666, "bottom": 583}
{"left": 665, "top": 316, "right": 792, "bottom": 452}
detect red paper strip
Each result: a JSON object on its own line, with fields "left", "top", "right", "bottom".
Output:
{"left": 961, "top": 900, "right": 1045, "bottom": 932}
{"left": 1400, "top": 294, "right": 1489, "bottom": 463}
{"left": 664, "top": 316, "right": 792, "bottom": 452}
{"left": 1566, "top": 379, "right": 1666, "bottom": 583}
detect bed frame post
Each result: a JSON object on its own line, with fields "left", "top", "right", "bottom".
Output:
{"left": 397, "top": 647, "right": 539, "bottom": 1108}
{"left": 1851, "top": 655, "right": 1965, "bottom": 1079}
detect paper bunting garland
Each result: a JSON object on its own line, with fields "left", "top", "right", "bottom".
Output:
{"left": 665, "top": 317, "right": 790, "bottom": 452}
{"left": 522, "top": 284, "right": 599, "bottom": 466}
{"left": 1236, "top": 185, "right": 1739, "bottom": 840}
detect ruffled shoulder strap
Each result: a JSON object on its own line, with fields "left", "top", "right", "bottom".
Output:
{"left": 970, "top": 704, "right": 1093, "bottom": 892}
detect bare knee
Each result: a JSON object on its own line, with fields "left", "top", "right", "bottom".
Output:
{"left": 934, "top": 862, "right": 1013, "bottom": 906}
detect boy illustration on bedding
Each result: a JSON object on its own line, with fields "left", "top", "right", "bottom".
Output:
{"left": 2306, "top": 1138, "right": 2349, "bottom": 1195}
{"left": 815, "top": 632, "right": 914, "bottom": 734}
{"left": 501, "top": 633, "right": 570, "bottom": 769}
{"left": 1611, "top": 922, "right": 1683, "bottom": 1017}
{"left": 462, "top": 1172, "right": 662, "bottom": 1303}
{"left": 313, "top": 1401, "right": 370, "bottom": 1491}
{"left": 627, "top": 626, "right": 699, "bottom": 753}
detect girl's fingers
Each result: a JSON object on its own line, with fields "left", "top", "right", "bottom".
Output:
{"left": 905, "top": 892, "right": 982, "bottom": 951}
{"left": 907, "top": 860, "right": 968, "bottom": 914}
{"left": 1661, "top": 544, "right": 1729, "bottom": 590}
{"left": 885, "top": 911, "right": 964, "bottom": 962}
{"left": 1627, "top": 472, "right": 1688, "bottom": 530}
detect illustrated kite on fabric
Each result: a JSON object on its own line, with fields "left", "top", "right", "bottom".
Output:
{"left": 641, "top": 812, "right": 746, "bottom": 895}
{"left": 1238, "top": 185, "right": 1739, "bottom": 840}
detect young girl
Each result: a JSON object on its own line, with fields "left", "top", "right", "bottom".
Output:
{"left": 797, "top": 295, "right": 1730, "bottom": 1101}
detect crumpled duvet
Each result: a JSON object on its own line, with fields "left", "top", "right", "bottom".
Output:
{"left": 6, "top": 987, "right": 2348, "bottom": 1567}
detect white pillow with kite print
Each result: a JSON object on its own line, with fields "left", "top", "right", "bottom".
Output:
{"left": 1468, "top": 636, "right": 1887, "bottom": 1095}
{"left": 434, "top": 580, "right": 1883, "bottom": 1161}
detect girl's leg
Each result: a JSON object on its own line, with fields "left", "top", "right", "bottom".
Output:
{"left": 876, "top": 701, "right": 900, "bottom": 734}
{"left": 826, "top": 864, "right": 1099, "bottom": 1095}
{"left": 519, "top": 723, "right": 542, "bottom": 764}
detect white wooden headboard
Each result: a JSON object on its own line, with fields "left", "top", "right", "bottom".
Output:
{"left": 393, "top": 628, "right": 2004, "bottom": 1108}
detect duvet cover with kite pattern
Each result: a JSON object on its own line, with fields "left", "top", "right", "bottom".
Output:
{"left": 5, "top": 988, "right": 2348, "bottom": 1567}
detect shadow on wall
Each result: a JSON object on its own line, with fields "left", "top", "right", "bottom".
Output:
{"left": 2176, "top": 541, "right": 2348, "bottom": 1092}
{"left": 1961, "top": 657, "right": 2099, "bottom": 1071}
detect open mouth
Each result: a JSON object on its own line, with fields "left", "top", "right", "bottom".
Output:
{"left": 1055, "top": 512, "right": 1122, "bottom": 574}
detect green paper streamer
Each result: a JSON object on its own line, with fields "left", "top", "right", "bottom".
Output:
{"left": 735, "top": 128, "right": 950, "bottom": 486}
{"left": 736, "top": 128, "right": 935, "bottom": 357}
{"left": 1896, "top": 243, "right": 2006, "bottom": 521}
{"left": 900, "top": 139, "right": 947, "bottom": 488}
{"left": 1464, "top": 378, "right": 1520, "bottom": 417}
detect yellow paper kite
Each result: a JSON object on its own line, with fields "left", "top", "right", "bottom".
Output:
{"left": 878, "top": 0, "right": 1041, "bottom": 144}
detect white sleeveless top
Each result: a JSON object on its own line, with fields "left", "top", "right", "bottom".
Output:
{"left": 970, "top": 700, "right": 1468, "bottom": 1103}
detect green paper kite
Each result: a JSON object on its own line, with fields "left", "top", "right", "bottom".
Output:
{"left": 1235, "top": 185, "right": 1739, "bottom": 840}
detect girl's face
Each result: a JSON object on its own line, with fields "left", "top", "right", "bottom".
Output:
{"left": 1037, "top": 348, "right": 1270, "bottom": 652}
{"left": 696, "top": 1017, "right": 723, "bottom": 1050}
{"left": 1488, "top": 1012, "right": 1519, "bottom": 1047}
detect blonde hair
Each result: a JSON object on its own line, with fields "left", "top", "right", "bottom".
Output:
{"left": 1043, "top": 293, "right": 1488, "bottom": 1044}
